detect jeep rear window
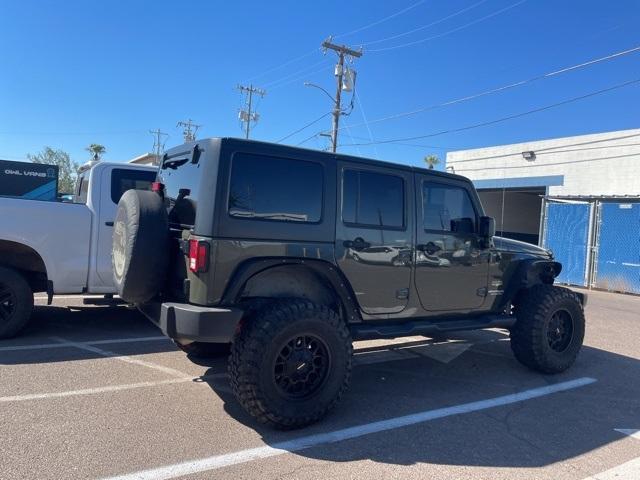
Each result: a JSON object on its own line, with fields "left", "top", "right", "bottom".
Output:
{"left": 228, "top": 153, "right": 323, "bottom": 223}
{"left": 158, "top": 150, "right": 200, "bottom": 227}
{"left": 342, "top": 169, "right": 404, "bottom": 229}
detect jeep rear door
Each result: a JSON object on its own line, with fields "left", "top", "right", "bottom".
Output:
{"left": 414, "top": 174, "right": 489, "bottom": 312}
{"left": 335, "top": 161, "right": 413, "bottom": 315}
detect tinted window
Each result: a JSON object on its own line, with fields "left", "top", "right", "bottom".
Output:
{"left": 159, "top": 150, "right": 201, "bottom": 227}
{"left": 111, "top": 169, "right": 155, "bottom": 204}
{"left": 228, "top": 153, "right": 323, "bottom": 223}
{"left": 423, "top": 182, "right": 476, "bottom": 232}
{"left": 342, "top": 169, "right": 404, "bottom": 228}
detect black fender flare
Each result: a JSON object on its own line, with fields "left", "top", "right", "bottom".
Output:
{"left": 501, "top": 258, "right": 563, "bottom": 307}
{"left": 220, "top": 257, "right": 363, "bottom": 324}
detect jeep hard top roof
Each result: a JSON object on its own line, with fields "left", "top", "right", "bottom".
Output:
{"left": 164, "top": 137, "right": 470, "bottom": 184}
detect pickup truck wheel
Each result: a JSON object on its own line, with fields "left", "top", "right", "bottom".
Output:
{"left": 0, "top": 267, "right": 33, "bottom": 339}
{"left": 510, "top": 285, "right": 585, "bottom": 374}
{"left": 112, "top": 189, "right": 168, "bottom": 304}
{"left": 229, "top": 300, "right": 352, "bottom": 429}
{"left": 174, "top": 340, "right": 230, "bottom": 359}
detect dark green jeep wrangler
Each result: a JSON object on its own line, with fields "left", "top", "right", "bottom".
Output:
{"left": 113, "top": 138, "right": 585, "bottom": 429}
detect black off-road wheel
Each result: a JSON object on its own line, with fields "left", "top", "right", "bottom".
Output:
{"left": 0, "top": 267, "right": 34, "bottom": 339}
{"left": 174, "top": 340, "right": 231, "bottom": 359}
{"left": 510, "top": 285, "right": 585, "bottom": 374}
{"left": 229, "top": 300, "right": 353, "bottom": 430}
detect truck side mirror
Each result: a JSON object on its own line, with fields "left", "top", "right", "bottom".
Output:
{"left": 479, "top": 216, "right": 495, "bottom": 239}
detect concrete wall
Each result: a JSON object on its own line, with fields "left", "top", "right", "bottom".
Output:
{"left": 446, "top": 128, "right": 640, "bottom": 196}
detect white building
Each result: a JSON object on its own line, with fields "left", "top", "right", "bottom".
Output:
{"left": 446, "top": 128, "right": 640, "bottom": 294}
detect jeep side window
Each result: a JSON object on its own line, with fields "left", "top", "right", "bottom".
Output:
{"left": 228, "top": 153, "right": 323, "bottom": 223}
{"left": 342, "top": 169, "right": 404, "bottom": 229}
{"left": 110, "top": 169, "right": 156, "bottom": 204}
{"left": 422, "top": 182, "right": 477, "bottom": 233}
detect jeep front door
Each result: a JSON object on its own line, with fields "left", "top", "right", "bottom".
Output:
{"left": 414, "top": 176, "right": 489, "bottom": 311}
{"left": 335, "top": 163, "right": 413, "bottom": 315}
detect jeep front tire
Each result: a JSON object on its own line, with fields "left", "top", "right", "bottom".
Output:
{"left": 510, "top": 285, "right": 585, "bottom": 373}
{"left": 229, "top": 300, "right": 352, "bottom": 429}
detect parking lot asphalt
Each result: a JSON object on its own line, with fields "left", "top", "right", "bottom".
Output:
{"left": 1, "top": 289, "right": 639, "bottom": 480}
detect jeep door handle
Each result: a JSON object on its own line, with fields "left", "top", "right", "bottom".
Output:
{"left": 417, "top": 242, "right": 441, "bottom": 255}
{"left": 344, "top": 238, "right": 370, "bottom": 251}
{"left": 105, "top": 221, "right": 114, "bottom": 227}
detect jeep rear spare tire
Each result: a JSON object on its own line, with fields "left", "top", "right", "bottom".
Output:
{"left": 229, "top": 300, "right": 353, "bottom": 429}
{"left": 112, "top": 189, "right": 168, "bottom": 304}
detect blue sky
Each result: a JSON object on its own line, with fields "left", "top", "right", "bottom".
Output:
{"left": 1, "top": 0, "right": 638, "bottom": 169}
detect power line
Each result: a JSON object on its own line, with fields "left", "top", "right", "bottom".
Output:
{"left": 334, "top": 0, "right": 429, "bottom": 39}
{"left": 361, "top": 0, "right": 489, "bottom": 47}
{"left": 369, "top": 0, "right": 528, "bottom": 52}
{"left": 268, "top": 65, "right": 334, "bottom": 91}
{"left": 245, "top": 49, "right": 318, "bottom": 83}
{"left": 448, "top": 132, "right": 640, "bottom": 162}
{"left": 276, "top": 113, "right": 331, "bottom": 143}
{"left": 455, "top": 150, "right": 640, "bottom": 173}
{"left": 262, "top": 59, "right": 332, "bottom": 88}
{"left": 338, "top": 45, "right": 640, "bottom": 131}
{"left": 353, "top": 89, "right": 379, "bottom": 159}
{"left": 244, "top": 0, "right": 427, "bottom": 85}
{"left": 296, "top": 131, "right": 324, "bottom": 147}
{"left": 339, "top": 77, "right": 640, "bottom": 146}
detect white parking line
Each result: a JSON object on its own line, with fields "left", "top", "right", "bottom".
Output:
{"left": 51, "top": 336, "right": 191, "bottom": 379}
{"left": 615, "top": 428, "right": 640, "bottom": 440}
{"left": 0, "top": 373, "right": 229, "bottom": 403}
{"left": 0, "top": 336, "right": 168, "bottom": 353}
{"left": 0, "top": 378, "right": 193, "bottom": 402}
{"left": 101, "top": 377, "right": 597, "bottom": 480}
{"left": 583, "top": 457, "right": 640, "bottom": 479}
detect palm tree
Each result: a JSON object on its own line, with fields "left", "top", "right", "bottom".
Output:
{"left": 86, "top": 144, "right": 106, "bottom": 161}
{"left": 424, "top": 154, "right": 440, "bottom": 170}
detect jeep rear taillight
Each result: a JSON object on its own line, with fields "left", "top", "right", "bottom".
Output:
{"left": 151, "top": 181, "right": 164, "bottom": 193}
{"left": 188, "top": 239, "right": 209, "bottom": 273}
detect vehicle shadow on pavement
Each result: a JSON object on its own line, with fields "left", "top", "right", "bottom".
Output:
{"left": 0, "top": 305, "right": 175, "bottom": 364}
{"left": 202, "top": 330, "right": 640, "bottom": 469}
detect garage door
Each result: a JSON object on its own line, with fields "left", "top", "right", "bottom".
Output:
{"left": 593, "top": 202, "right": 640, "bottom": 294}
{"left": 542, "top": 202, "right": 591, "bottom": 286}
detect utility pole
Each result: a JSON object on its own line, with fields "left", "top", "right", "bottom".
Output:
{"left": 149, "top": 128, "right": 169, "bottom": 165}
{"left": 176, "top": 119, "right": 201, "bottom": 143}
{"left": 237, "top": 84, "right": 266, "bottom": 139}
{"left": 321, "top": 37, "right": 362, "bottom": 153}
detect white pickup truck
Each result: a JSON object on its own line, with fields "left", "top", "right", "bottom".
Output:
{"left": 0, "top": 160, "right": 157, "bottom": 338}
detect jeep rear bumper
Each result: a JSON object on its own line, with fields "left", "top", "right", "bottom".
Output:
{"left": 138, "top": 301, "right": 243, "bottom": 343}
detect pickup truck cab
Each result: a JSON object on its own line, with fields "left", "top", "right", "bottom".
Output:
{"left": 0, "top": 160, "right": 156, "bottom": 338}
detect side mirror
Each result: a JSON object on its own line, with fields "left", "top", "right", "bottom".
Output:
{"left": 479, "top": 216, "right": 496, "bottom": 239}
{"left": 451, "top": 217, "right": 474, "bottom": 234}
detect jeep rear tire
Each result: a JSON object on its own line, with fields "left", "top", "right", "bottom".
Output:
{"left": 0, "top": 267, "right": 33, "bottom": 339}
{"left": 510, "top": 285, "right": 585, "bottom": 374}
{"left": 229, "top": 300, "right": 352, "bottom": 429}
{"left": 112, "top": 189, "right": 168, "bottom": 304}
